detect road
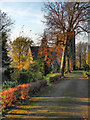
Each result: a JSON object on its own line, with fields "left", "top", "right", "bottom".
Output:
{"left": 3, "top": 71, "right": 89, "bottom": 119}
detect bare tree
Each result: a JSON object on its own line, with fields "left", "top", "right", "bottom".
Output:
{"left": 42, "top": 1, "right": 89, "bottom": 75}
{"left": 0, "top": 10, "right": 13, "bottom": 68}
{"left": 76, "top": 42, "right": 87, "bottom": 69}
{"left": 0, "top": 10, "right": 13, "bottom": 33}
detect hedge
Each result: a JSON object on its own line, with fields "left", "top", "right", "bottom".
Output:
{"left": 2, "top": 80, "right": 47, "bottom": 111}
{"left": 50, "top": 74, "right": 62, "bottom": 83}
{"left": 1, "top": 74, "right": 62, "bottom": 111}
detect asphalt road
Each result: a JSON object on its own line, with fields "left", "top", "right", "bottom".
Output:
{"left": 3, "top": 71, "right": 89, "bottom": 119}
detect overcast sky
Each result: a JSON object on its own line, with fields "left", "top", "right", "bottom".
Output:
{"left": 0, "top": 1, "right": 88, "bottom": 44}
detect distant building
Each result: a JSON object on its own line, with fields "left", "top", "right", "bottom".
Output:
{"left": 31, "top": 46, "right": 39, "bottom": 60}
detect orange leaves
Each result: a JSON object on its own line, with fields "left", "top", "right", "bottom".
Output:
{"left": 45, "top": 54, "right": 47, "bottom": 61}
{"left": 2, "top": 87, "right": 17, "bottom": 109}
{"left": 20, "top": 84, "right": 30, "bottom": 99}
{"left": 39, "top": 46, "right": 63, "bottom": 66}
{"left": 39, "top": 51, "right": 43, "bottom": 55}
{"left": 46, "top": 58, "right": 51, "bottom": 66}
{"left": 2, "top": 80, "right": 47, "bottom": 111}
{"left": 56, "top": 57, "right": 61, "bottom": 62}
{"left": 2, "top": 84, "right": 31, "bottom": 110}
{"left": 52, "top": 60, "right": 55, "bottom": 64}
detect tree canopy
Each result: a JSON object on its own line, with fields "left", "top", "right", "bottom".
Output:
{"left": 42, "top": 2, "right": 89, "bottom": 75}
{"left": 11, "top": 36, "right": 33, "bottom": 70}
{"left": 0, "top": 10, "right": 13, "bottom": 33}
{"left": 0, "top": 10, "right": 13, "bottom": 68}
{"left": 43, "top": 2, "right": 89, "bottom": 38}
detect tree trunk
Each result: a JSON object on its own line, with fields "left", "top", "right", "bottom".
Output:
{"left": 60, "top": 46, "right": 67, "bottom": 76}
{"left": 71, "top": 31, "right": 76, "bottom": 70}
{"left": 66, "top": 56, "right": 68, "bottom": 72}
{"left": 67, "top": 56, "right": 70, "bottom": 72}
{"left": 79, "top": 53, "right": 81, "bottom": 69}
{"left": 60, "top": 33, "right": 68, "bottom": 76}
{"left": 66, "top": 46, "right": 70, "bottom": 72}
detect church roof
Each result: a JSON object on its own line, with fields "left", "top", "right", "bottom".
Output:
{"left": 31, "top": 46, "right": 39, "bottom": 60}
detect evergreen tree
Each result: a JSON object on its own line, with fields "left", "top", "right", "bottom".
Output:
{"left": 23, "top": 47, "right": 33, "bottom": 69}
{"left": 0, "top": 10, "right": 13, "bottom": 68}
{"left": 2, "top": 32, "right": 11, "bottom": 67}
{"left": 38, "top": 31, "right": 51, "bottom": 76}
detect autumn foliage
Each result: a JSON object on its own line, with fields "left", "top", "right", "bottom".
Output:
{"left": 1, "top": 73, "right": 63, "bottom": 111}
{"left": 2, "top": 80, "right": 47, "bottom": 111}
{"left": 39, "top": 46, "right": 63, "bottom": 66}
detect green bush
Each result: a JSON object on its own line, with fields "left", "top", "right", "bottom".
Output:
{"left": 26, "top": 70, "right": 34, "bottom": 83}
{"left": 10, "top": 68, "right": 20, "bottom": 82}
{"left": 2, "top": 80, "right": 18, "bottom": 91}
{"left": 4, "top": 68, "right": 11, "bottom": 80}
{"left": 50, "top": 74, "right": 62, "bottom": 83}
{"left": 27, "top": 62, "right": 43, "bottom": 82}
{"left": 83, "top": 63, "right": 89, "bottom": 71}
{"left": 36, "top": 72, "right": 43, "bottom": 80}
{"left": 18, "top": 72, "right": 28, "bottom": 84}
{"left": 10, "top": 62, "right": 43, "bottom": 84}
{"left": 83, "top": 71, "right": 90, "bottom": 79}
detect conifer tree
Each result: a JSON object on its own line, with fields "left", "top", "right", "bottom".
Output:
{"left": 38, "top": 31, "right": 50, "bottom": 76}
{"left": 0, "top": 10, "right": 13, "bottom": 68}
{"left": 2, "top": 32, "right": 11, "bottom": 67}
{"left": 23, "top": 47, "right": 33, "bottom": 69}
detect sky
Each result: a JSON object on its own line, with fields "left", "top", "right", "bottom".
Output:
{"left": 0, "top": 2, "right": 45, "bottom": 45}
{"left": 0, "top": 1, "right": 88, "bottom": 45}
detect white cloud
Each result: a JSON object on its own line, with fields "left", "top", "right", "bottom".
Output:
{"left": 0, "top": 2, "right": 45, "bottom": 44}
{"left": 0, "top": 0, "right": 44, "bottom": 2}
{"left": 0, "top": 4, "right": 44, "bottom": 22}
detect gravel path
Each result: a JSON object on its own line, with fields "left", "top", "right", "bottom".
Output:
{"left": 3, "top": 71, "right": 89, "bottom": 119}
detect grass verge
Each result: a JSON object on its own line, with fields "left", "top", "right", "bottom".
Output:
{"left": 43, "top": 73, "right": 60, "bottom": 86}
{"left": 83, "top": 71, "right": 90, "bottom": 79}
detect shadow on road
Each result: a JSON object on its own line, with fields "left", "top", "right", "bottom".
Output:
{"left": 2, "top": 71, "right": 89, "bottom": 119}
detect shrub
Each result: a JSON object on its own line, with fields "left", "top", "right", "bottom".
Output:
{"left": 18, "top": 72, "right": 28, "bottom": 84}
{"left": 2, "top": 79, "right": 47, "bottom": 111}
{"left": 35, "top": 72, "right": 43, "bottom": 80}
{"left": 26, "top": 69, "right": 34, "bottom": 83}
{"left": 2, "top": 87, "right": 18, "bottom": 109}
{"left": 2, "top": 68, "right": 14, "bottom": 82}
{"left": 26, "top": 62, "right": 43, "bottom": 82}
{"left": 83, "top": 71, "right": 90, "bottom": 79}
{"left": 50, "top": 74, "right": 62, "bottom": 83}
{"left": 83, "top": 63, "right": 89, "bottom": 71}
{"left": 10, "top": 62, "right": 43, "bottom": 84}
{"left": 20, "top": 84, "right": 30, "bottom": 99}
{"left": 2, "top": 80, "right": 17, "bottom": 91}
{"left": 10, "top": 68, "right": 20, "bottom": 83}
{"left": 4, "top": 68, "right": 11, "bottom": 80}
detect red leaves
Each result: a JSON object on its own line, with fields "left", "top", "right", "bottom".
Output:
{"left": 39, "top": 46, "right": 63, "bottom": 66}
{"left": 20, "top": 84, "right": 30, "bottom": 99}
{"left": 52, "top": 60, "right": 55, "bottom": 64}
{"left": 2, "top": 80, "right": 47, "bottom": 111}
{"left": 2, "top": 88, "right": 17, "bottom": 109}
{"left": 2, "top": 84, "right": 31, "bottom": 110}
{"left": 45, "top": 54, "right": 47, "bottom": 61}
